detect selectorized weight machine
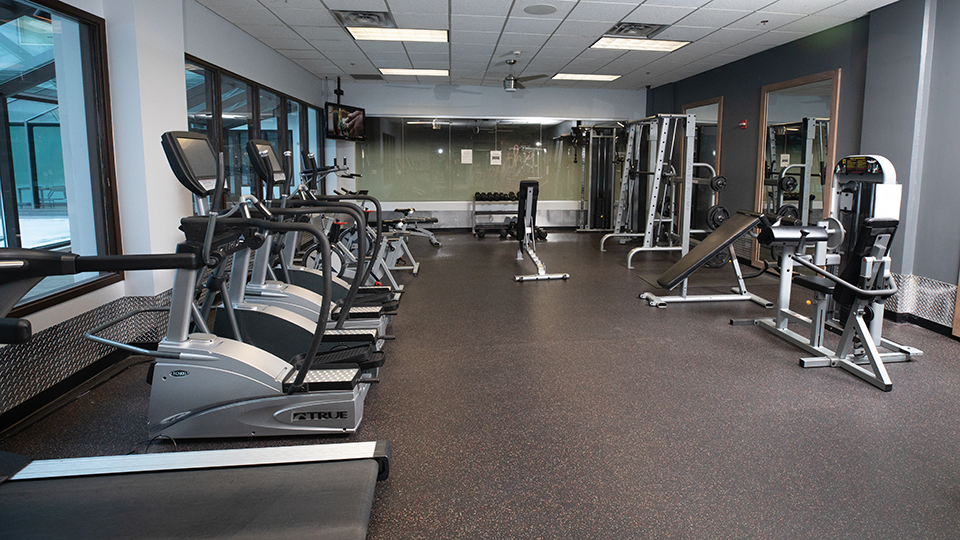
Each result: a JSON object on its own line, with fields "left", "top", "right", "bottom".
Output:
{"left": 734, "top": 156, "right": 921, "bottom": 391}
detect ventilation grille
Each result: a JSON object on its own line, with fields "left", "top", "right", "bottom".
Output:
{"left": 351, "top": 74, "right": 385, "bottom": 81}
{"left": 604, "top": 23, "right": 667, "bottom": 39}
{"left": 332, "top": 10, "right": 397, "bottom": 28}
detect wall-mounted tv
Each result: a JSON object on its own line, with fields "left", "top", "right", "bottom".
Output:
{"left": 325, "top": 102, "right": 366, "bottom": 141}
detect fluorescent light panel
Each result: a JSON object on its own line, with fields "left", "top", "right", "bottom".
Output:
{"left": 553, "top": 73, "right": 621, "bottom": 81}
{"left": 347, "top": 27, "right": 447, "bottom": 42}
{"left": 380, "top": 68, "right": 448, "bottom": 76}
{"left": 591, "top": 36, "right": 688, "bottom": 52}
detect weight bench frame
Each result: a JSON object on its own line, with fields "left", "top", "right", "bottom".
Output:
{"left": 641, "top": 211, "right": 772, "bottom": 308}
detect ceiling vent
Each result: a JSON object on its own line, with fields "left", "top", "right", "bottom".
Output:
{"left": 332, "top": 10, "right": 397, "bottom": 28}
{"left": 351, "top": 74, "right": 385, "bottom": 81}
{"left": 603, "top": 22, "right": 667, "bottom": 39}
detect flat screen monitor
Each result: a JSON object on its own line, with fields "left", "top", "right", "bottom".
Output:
{"left": 325, "top": 102, "right": 365, "bottom": 141}
{"left": 253, "top": 141, "right": 284, "bottom": 175}
{"left": 178, "top": 136, "right": 218, "bottom": 193}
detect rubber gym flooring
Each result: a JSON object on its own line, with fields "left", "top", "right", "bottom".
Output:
{"left": 3, "top": 231, "right": 960, "bottom": 539}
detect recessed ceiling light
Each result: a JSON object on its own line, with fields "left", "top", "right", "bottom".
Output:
{"left": 347, "top": 27, "right": 447, "bottom": 42}
{"left": 553, "top": 73, "right": 621, "bottom": 81}
{"left": 380, "top": 68, "right": 449, "bottom": 76}
{"left": 591, "top": 37, "right": 688, "bottom": 52}
{"left": 524, "top": 4, "right": 558, "bottom": 15}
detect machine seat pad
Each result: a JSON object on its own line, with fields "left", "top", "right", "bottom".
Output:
{"left": 793, "top": 274, "right": 835, "bottom": 295}
{"left": 403, "top": 217, "right": 438, "bottom": 224}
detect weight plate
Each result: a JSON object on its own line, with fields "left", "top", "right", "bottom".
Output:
{"left": 824, "top": 216, "right": 845, "bottom": 250}
{"left": 779, "top": 175, "right": 798, "bottom": 192}
{"left": 706, "top": 205, "right": 730, "bottom": 230}
{"left": 710, "top": 175, "right": 727, "bottom": 192}
{"left": 776, "top": 205, "right": 800, "bottom": 221}
{"left": 705, "top": 251, "right": 730, "bottom": 268}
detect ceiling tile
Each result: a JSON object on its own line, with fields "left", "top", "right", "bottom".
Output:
{"left": 498, "top": 32, "right": 551, "bottom": 48}
{"left": 403, "top": 42, "right": 449, "bottom": 54}
{"left": 566, "top": 2, "right": 639, "bottom": 23}
{"left": 761, "top": 0, "right": 845, "bottom": 15}
{"left": 196, "top": 0, "right": 262, "bottom": 9}
{"left": 392, "top": 12, "right": 450, "bottom": 29}
{"left": 676, "top": 8, "right": 751, "bottom": 26}
{"left": 257, "top": 36, "right": 315, "bottom": 50}
{"left": 216, "top": 7, "right": 282, "bottom": 26}
{"left": 366, "top": 52, "right": 413, "bottom": 66}
{"left": 816, "top": 0, "right": 899, "bottom": 18}
{"left": 450, "top": 0, "right": 514, "bottom": 17}
{"left": 294, "top": 26, "right": 351, "bottom": 40}
{"left": 503, "top": 16, "right": 564, "bottom": 34}
{"left": 748, "top": 29, "right": 807, "bottom": 45}
{"left": 773, "top": 14, "right": 850, "bottom": 33}
{"left": 726, "top": 11, "right": 804, "bottom": 30}
{"left": 239, "top": 24, "right": 301, "bottom": 39}
{"left": 277, "top": 49, "right": 325, "bottom": 59}
{"left": 642, "top": 0, "right": 712, "bottom": 7}
{"left": 624, "top": 4, "right": 697, "bottom": 25}
{"left": 389, "top": 0, "right": 449, "bottom": 15}
{"left": 308, "top": 39, "right": 362, "bottom": 53}
{"left": 509, "top": 0, "right": 578, "bottom": 19}
{"left": 451, "top": 15, "right": 507, "bottom": 32}
{"left": 258, "top": 0, "right": 326, "bottom": 9}
{"left": 450, "top": 31, "right": 501, "bottom": 46}
{"left": 407, "top": 52, "right": 451, "bottom": 63}
{"left": 719, "top": 39, "right": 773, "bottom": 56}
{"left": 543, "top": 34, "right": 597, "bottom": 49}
{"left": 268, "top": 7, "right": 339, "bottom": 27}
{"left": 355, "top": 41, "right": 407, "bottom": 54}
{"left": 702, "top": 0, "right": 779, "bottom": 8}
{"left": 553, "top": 20, "right": 613, "bottom": 37}
{"left": 655, "top": 25, "right": 720, "bottom": 41}
{"left": 699, "top": 26, "right": 763, "bottom": 43}
{"left": 321, "top": 0, "right": 388, "bottom": 11}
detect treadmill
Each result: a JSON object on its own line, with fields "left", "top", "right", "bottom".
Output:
{"left": 0, "top": 246, "right": 390, "bottom": 539}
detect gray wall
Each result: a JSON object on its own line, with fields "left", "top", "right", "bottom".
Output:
{"left": 860, "top": 0, "right": 926, "bottom": 277}
{"left": 647, "top": 19, "right": 870, "bottom": 219}
{"left": 915, "top": 0, "right": 960, "bottom": 284}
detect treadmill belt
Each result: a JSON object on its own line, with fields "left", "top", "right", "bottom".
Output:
{"left": 0, "top": 459, "right": 379, "bottom": 540}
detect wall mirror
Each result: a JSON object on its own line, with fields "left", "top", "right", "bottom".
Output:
{"left": 755, "top": 70, "right": 839, "bottom": 264}
{"left": 683, "top": 97, "right": 722, "bottom": 231}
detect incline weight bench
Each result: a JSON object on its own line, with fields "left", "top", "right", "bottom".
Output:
{"left": 641, "top": 211, "right": 773, "bottom": 308}
{"left": 515, "top": 180, "right": 569, "bottom": 282}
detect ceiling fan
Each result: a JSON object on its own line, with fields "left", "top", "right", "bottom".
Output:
{"left": 503, "top": 58, "right": 547, "bottom": 92}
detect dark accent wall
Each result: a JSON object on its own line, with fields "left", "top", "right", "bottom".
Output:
{"left": 915, "top": 0, "right": 960, "bottom": 284}
{"left": 647, "top": 19, "right": 870, "bottom": 218}
{"left": 860, "top": 0, "right": 925, "bottom": 276}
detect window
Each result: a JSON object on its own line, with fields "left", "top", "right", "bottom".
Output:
{"left": 1, "top": 0, "right": 118, "bottom": 312}
{"left": 185, "top": 57, "right": 322, "bottom": 200}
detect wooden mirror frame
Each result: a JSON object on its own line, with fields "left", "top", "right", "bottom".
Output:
{"left": 682, "top": 96, "right": 724, "bottom": 174}
{"left": 753, "top": 69, "right": 840, "bottom": 265}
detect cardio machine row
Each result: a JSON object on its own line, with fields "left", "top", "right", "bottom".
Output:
{"left": 0, "top": 132, "right": 414, "bottom": 538}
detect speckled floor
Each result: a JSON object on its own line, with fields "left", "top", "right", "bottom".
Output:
{"left": 3, "top": 231, "right": 960, "bottom": 539}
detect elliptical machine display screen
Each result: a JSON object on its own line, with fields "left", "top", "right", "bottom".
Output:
{"left": 178, "top": 136, "right": 218, "bottom": 191}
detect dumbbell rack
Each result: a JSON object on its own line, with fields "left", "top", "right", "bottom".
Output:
{"left": 471, "top": 196, "right": 518, "bottom": 237}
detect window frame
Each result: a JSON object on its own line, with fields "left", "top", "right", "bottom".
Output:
{"left": 185, "top": 55, "right": 324, "bottom": 187}
{"left": 9, "top": 0, "right": 122, "bottom": 318}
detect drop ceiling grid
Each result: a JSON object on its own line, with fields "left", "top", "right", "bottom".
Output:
{"left": 192, "top": 0, "right": 897, "bottom": 90}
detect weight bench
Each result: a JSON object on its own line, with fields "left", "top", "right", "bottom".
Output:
{"left": 640, "top": 211, "right": 772, "bottom": 308}
{"left": 395, "top": 208, "right": 442, "bottom": 247}
{"left": 515, "top": 180, "right": 569, "bottom": 282}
